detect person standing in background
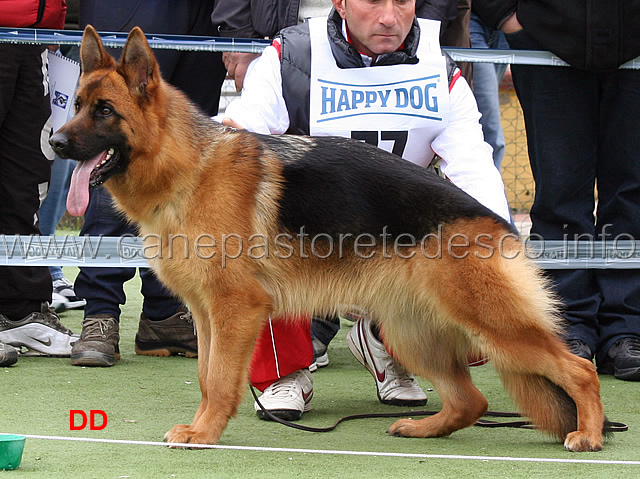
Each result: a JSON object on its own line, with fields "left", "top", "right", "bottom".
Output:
{"left": 0, "top": 0, "right": 79, "bottom": 363}
{"left": 69, "top": 0, "right": 227, "bottom": 367}
{"left": 474, "top": 0, "right": 640, "bottom": 381}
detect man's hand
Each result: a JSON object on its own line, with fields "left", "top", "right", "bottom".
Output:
{"left": 222, "top": 52, "right": 260, "bottom": 91}
{"left": 500, "top": 12, "right": 523, "bottom": 34}
{"left": 221, "top": 118, "right": 243, "bottom": 129}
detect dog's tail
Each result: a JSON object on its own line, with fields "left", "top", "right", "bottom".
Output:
{"left": 498, "top": 371, "right": 577, "bottom": 439}
{"left": 484, "top": 247, "right": 601, "bottom": 441}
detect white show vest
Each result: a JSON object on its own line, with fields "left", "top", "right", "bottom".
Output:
{"left": 309, "top": 17, "right": 450, "bottom": 167}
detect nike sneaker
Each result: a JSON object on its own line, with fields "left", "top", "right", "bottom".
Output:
{"left": 347, "top": 318, "right": 427, "bottom": 406}
{"left": 254, "top": 368, "right": 313, "bottom": 421}
{"left": 0, "top": 303, "right": 78, "bottom": 356}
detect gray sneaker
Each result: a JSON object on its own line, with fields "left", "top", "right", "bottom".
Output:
{"left": 0, "top": 303, "right": 78, "bottom": 356}
{"left": 0, "top": 342, "right": 18, "bottom": 367}
{"left": 70, "top": 315, "right": 120, "bottom": 367}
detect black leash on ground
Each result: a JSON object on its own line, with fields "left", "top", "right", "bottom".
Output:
{"left": 250, "top": 385, "right": 628, "bottom": 433}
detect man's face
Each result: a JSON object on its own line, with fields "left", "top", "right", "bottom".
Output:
{"left": 332, "top": 0, "right": 416, "bottom": 60}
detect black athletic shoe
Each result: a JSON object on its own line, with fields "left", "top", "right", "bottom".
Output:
{"left": 567, "top": 339, "right": 593, "bottom": 361}
{"left": 0, "top": 342, "right": 18, "bottom": 367}
{"left": 598, "top": 337, "right": 640, "bottom": 381}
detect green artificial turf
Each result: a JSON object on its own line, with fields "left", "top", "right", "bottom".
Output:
{"left": 1, "top": 267, "right": 639, "bottom": 478}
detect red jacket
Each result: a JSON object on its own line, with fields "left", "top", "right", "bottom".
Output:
{"left": 1, "top": 0, "right": 67, "bottom": 29}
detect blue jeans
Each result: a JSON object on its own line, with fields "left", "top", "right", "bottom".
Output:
{"left": 469, "top": 13, "right": 509, "bottom": 170}
{"left": 39, "top": 157, "right": 76, "bottom": 281}
{"left": 506, "top": 29, "right": 640, "bottom": 359}
{"left": 74, "top": 187, "right": 183, "bottom": 321}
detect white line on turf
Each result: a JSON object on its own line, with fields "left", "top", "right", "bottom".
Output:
{"left": 11, "top": 434, "right": 640, "bottom": 466}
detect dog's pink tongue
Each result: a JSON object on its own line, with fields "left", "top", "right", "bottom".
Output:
{"left": 67, "top": 152, "right": 106, "bottom": 216}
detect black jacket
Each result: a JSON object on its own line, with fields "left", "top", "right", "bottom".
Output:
{"left": 211, "top": 0, "right": 457, "bottom": 39}
{"left": 473, "top": 0, "right": 640, "bottom": 72}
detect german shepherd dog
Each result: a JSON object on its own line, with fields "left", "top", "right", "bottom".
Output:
{"left": 50, "top": 26, "right": 605, "bottom": 451}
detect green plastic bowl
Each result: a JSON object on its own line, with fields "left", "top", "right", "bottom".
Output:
{"left": 0, "top": 434, "right": 26, "bottom": 470}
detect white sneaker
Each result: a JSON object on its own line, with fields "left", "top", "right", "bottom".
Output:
{"left": 0, "top": 303, "right": 79, "bottom": 356}
{"left": 309, "top": 337, "right": 329, "bottom": 373}
{"left": 347, "top": 318, "right": 427, "bottom": 407}
{"left": 52, "top": 277, "right": 87, "bottom": 310}
{"left": 49, "top": 291, "right": 68, "bottom": 312}
{"left": 254, "top": 369, "right": 313, "bottom": 421}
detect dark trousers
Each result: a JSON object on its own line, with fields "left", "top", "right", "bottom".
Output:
{"left": 75, "top": 187, "right": 182, "bottom": 321}
{"left": 79, "top": 0, "right": 226, "bottom": 118}
{"left": 75, "top": 0, "right": 226, "bottom": 321}
{"left": 506, "top": 30, "right": 640, "bottom": 359}
{"left": 0, "top": 44, "right": 53, "bottom": 319}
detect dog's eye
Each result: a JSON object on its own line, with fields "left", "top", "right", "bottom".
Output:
{"left": 100, "top": 106, "right": 113, "bottom": 116}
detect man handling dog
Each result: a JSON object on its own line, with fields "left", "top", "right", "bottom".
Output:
{"left": 50, "top": 1, "right": 605, "bottom": 451}
{"left": 217, "top": 0, "right": 511, "bottom": 421}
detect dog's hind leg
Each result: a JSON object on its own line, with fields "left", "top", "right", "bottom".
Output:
{"left": 164, "top": 283, "right": 272, "bottom": 445}
{"left": 479, "top": 260, "right": 604, "bottom": 451}
{"left": 432, "top": 251, "right": 604, "bottom": 451}
{"left": 383, "top": 322, "right": 489, "bottom": 438}
{"left": 491, "top": 329, "right": 604, "bottom": 451}
{"left": 387, "top": 361, "right": 489, "bottom": 438}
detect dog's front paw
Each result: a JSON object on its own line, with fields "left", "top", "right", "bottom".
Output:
{"left": 564, "top": 431, "right": 603, "bottom": 452}
{"left": 387, "top": 419, "right": 425, "bottom": 438}
{"left": 163, "top": 424, "right": 216, "bottom": 447}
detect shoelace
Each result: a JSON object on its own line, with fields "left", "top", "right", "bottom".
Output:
{"left": 180, "top": 311, "right": 196, "bottom": 335}
{"left": 35, "top": 310, "right": 75, "bottom": 335}
{"left": 82, "top": 317, "right": 115, "bottom": 340}
{"left": 265, "top": 376, "right": 303, "bottom": 399}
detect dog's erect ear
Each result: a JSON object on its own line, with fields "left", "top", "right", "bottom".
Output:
{"left": 80, "top": 25, "right": 115, "bottom": 74}
{"left": 118, "top": 27, "right": 160, "bottom": 98}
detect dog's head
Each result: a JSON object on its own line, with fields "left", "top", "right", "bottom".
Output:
{"left": 50, "top": 25, "right": 164, "bottom": 216}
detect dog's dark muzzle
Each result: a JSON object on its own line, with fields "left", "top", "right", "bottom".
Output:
{"left": 49, "top": 132, "right": 72, "bottom": 159}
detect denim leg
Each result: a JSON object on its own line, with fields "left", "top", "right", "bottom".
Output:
{"left": 310, "top": 316, "right": 341, "bottom": 346}
{"left": 469, "top": 14, "right": 507, "bottom": 170}
{"left": 39, "top": 156, "right": 76, "bottom": 280}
